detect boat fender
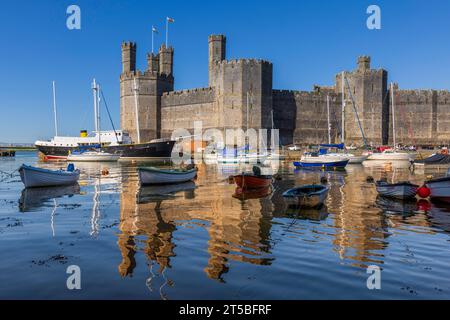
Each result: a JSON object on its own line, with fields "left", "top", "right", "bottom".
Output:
{"left": 417, "top": 199, "right": 431, "bottom": 212}
{"left": 417, "top": 185, "right": 431, "bottom": 198}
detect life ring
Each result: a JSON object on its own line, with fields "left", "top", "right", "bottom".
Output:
{"left": 441, "top": 149, "right": 449, "bottom": 155}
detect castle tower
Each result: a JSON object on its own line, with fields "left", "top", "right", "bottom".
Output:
{"left": 208, "top": 35, "right": 226, "bottom": 87}
{"left": 120, "top": 43, "right": 175, "bottom": 143}
{"left": 147, "top": 53, "right": 159, "bottom": 73}
{"left": 357, "top": 56, "right": 371, "bottom": 72}
{"left": 121, "top": 42, "right": 136, "bottom": 73}
{"left": 336, "top": 56, "right": 388, "bottom": 145}
{"left": 159, "top": 44, "right": 174, "bottom": 77}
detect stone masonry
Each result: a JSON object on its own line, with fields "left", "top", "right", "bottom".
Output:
{"left": 120, "top": 35, "right": 450, "bottom": 147}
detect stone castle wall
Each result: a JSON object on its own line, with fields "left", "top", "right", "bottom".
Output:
{"left": 120, "top": 35, "right": 449, "bottom": 147}
{"left": 393, "top": 89, "right": 450, "bottom": 145}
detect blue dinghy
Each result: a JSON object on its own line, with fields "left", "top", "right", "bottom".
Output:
{"left": 282, "top": 184, "right": 329, "bottom": 208}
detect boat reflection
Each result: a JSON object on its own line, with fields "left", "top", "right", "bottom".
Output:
{"left": 283, "top": 204, "right": 329, "bottom": 221}
{"left": 137, "top": 181, "right": 196, "bottom": 204}
{"left": 18, "top": 184, "right": 81, "bottom": 212}
{"left": 375, "top": 195, "right": 418, "bottom": 216}
{"left": 232, "top": 186, "right": 272, "bottom": 200}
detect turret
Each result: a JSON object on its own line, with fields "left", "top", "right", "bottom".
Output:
{"left": 357, "top": 56, "right": 371, "bottom": 72}
{"left": 208, "top": 35, "right": 226, "bottom": 87}
{"left": 121, "top": 42, "right": 136, "bottom": 73}
{"left": 147, "top": 52, "right": 159, "bottom": 73}
{"left": 159, "top": 44, "right": 174, "bottom": 76}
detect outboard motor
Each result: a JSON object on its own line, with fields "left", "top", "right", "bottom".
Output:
{"left": 67, "top": 163, "right": 75, "bottom": 172}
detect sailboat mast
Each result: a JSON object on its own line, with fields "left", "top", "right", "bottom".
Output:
{"left": 133, "top": 77, "right": 141, "bottom": 144}
{"left": 327, "top": 94, "right": 331, "bottom": 144}
{"left": 391, "top": 82, "right": 396, "bottom": 150}
{"left": 97, "top": 84, "right": 101, "bottom": 145}
{"left": 92, "top": 79, "right": 98, "bottom": 134}
{"left": 52, "top": 81, "right": 58, "bottom": 137}
{"left": 341, "top": 71, "right": 345, "bottom": 144}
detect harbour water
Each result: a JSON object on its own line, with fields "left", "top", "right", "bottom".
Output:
{"left": 1, "top": 152, "right": 450, "bottom": 299}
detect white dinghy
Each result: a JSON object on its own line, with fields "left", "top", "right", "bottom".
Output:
{"left": 19, "top": 164, "right": 80, "bottom": 188}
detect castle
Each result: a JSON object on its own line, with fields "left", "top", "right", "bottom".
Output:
{"left": 120, "top": 35, "right": 450, "bottom": 147}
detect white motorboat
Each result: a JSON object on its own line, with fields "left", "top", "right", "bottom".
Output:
{"left": 367, "top": 150, "right": 415, "bottom": 161}
{"left": 138, "top": 167, "right": 197, "bottom": 185}
{"left": 19, "top": 164, "right": 80, "bottom": 188}
{"left": 67, "top": 150, "right": 120, "bottom": 162}
{"left": 375, "top": 180, "right": 418, "bottom": 199}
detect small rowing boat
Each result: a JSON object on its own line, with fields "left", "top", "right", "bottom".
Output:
{"left": 282, "top": 184, "right": 329, "bottom": 208}
{"left": 375, "top": 180, "right": 419, "bottom": 199}
{"left": 233, "top": 174, "right": 272, "bottom": 189}
{"left": 19, "top": 164, "right": 80, "bottom": 188}
{"left": 425, "top": 176, "right": 450, "bottom": 203}
{"left": 138, "top": 166, "right": 197, "bottom": 185}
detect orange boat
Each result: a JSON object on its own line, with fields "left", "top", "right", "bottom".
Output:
{"left": 233, "top": 173, "right": 272, "bottom": 189}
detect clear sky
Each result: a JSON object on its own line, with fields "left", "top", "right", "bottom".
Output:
{"left": 1, "top": 0, "right": 449, "bottom": 143}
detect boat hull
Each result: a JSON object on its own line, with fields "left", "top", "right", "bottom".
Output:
{"left": 294, "top": 159, "right": 349, "bottom": 169}
{"left": 348, "top": 154, "right": 369, "bottom": 164}
{"left": 67, "top": 153, "right": 120, "bottom": 162}
{"left": 376, "top": 181, "right": 418, "bottom": 199}
{"left": 19, "top": 165, "right": 80, "bottom": 188}
{"left": 36, "top": 140, "right": 175, "bottom": 160}
{"left": 367, "top": 152, "right": 415, "bottom": 161}
{"left": 426, "top": 176, "right": 450, "bottom": 202}
{"left": 138, "top": 167, "right": 197, "bottom": 185}
{"left": 233, "top": 174, "right": 272, "bottom": 189}
{"left": 282, "top": 185, "right": 329, "bottom": 208}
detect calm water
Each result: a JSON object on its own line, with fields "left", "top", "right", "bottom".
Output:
{"left": 1, "top": 151, "right": 450, "bottom": 299}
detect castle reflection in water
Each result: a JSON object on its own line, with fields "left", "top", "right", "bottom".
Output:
{"left": 114, "top": 162, "right": 449, "bottom": 282}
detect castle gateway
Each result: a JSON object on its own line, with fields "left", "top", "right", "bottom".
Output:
{"left": 120, "top": 35, "right": 450, "bottom": 147}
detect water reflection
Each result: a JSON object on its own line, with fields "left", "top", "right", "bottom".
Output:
{"left": 18, "top": 184, "right": 80, "bottom": 212}
{"left": 7, "top": 155, "right": 450, "bottom": 299}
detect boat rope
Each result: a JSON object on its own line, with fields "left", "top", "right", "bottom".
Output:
{"left": 100, "top": 89, "right": 120, "bottom": 144}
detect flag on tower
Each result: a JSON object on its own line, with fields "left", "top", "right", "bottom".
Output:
{"left": 167, "top": 17, "right": 175, "bottom": 23}
{"left": 152, "top": 26, "right": 158, "bottom": 34}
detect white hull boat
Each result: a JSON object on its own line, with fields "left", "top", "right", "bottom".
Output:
{"left": 138, "top": 167, "right": 197, "bottom": 185}
{"left": 375, "top": 181, "right": 418, "bottom": 199}
{"left": 19, "top": 164, "right": 80, "bottom": 188}
{"left": 67, "top": 151, "right": 120, "bottom": 162}
{"left": 367, "top": 151, "right": 415, "bottom": 161}
{"left": 425, "top": 176, "right": 450, "bottom": 203}
{"left": 348, "top": 154, "right": 369, "bottom": 164}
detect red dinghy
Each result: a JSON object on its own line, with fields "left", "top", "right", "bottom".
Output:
{"left": 233, "top": 174, "right": 272, "bottom": 189}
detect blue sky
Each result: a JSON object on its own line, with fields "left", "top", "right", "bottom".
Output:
{"left": 1, "top": 0, "right": 450, "bottom": 143}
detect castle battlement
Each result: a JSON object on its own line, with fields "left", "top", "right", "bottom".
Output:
{"left": 120, "top": 34, "right": 449, "bottom": 146}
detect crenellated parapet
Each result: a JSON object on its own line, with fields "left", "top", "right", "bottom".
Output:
{"left": 162, "top": 87, "right": 216, "bottom": 107}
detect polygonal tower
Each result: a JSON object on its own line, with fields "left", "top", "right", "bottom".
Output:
{"left": 120, "top": 42, "right": 174, "bottom": 143}
{"left": 208, "top": 35, "right": 226, "bottom": 87}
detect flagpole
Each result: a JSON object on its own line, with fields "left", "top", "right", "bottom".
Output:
{"left": 152, "top": 26, "right": 154, "bottom": 53}
{"left": 165, "top": 19, "right": 168, "bottom": 47}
